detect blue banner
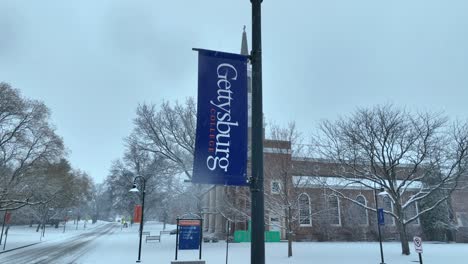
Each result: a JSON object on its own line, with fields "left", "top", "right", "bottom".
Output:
{"left": 378, "top": 208, "right": 385, "bottom": 225}
{"left": 192, "top": 49, "right": 248, "bottom": 186}
{"left": 178, "top": 220, "right": 201, "bottom": 250}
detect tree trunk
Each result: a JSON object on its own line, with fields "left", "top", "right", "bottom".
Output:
{"left": 397, "top": 221, "right": 410, "bottom": 255}
{"left": 287, "top": 207, "right": 293, "bottom": 257}
{"left": 445, "top": 199, "right": 456, "bottom": 242}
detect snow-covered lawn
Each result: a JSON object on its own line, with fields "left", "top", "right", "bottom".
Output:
{"left": 0, "top": 220, "right": 105, "bottom": 252}
{"left": 79, "top": 222, "right": 468, "bottom": 264}
{"left": 2, "top": 221, "right": 467, "bottom": 263}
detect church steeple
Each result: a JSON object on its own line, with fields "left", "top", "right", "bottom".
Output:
{"left": 241, "top": 25, "right": 249, "bottom": 56}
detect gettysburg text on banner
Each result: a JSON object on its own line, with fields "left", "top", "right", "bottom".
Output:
{"left": 192, "top": 49, "right": 248, "bottom": 186}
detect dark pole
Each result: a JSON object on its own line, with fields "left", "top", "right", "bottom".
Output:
{"left": 175, "top": 218, "right": 180, "bottom": 260}
{"left": 374, "top": 185, "right": 385, "bottom": 264}
{"left": 226, "top": 220, "right": 230, "bottom": 264}
{"left": 418, "top": 253, "right": 423, "bottom": 264}
{"left": 2, "top": 226, "right": 8, "bottom": 251}
{"left": 136, "top": 176, "right": 146, "bottom": 263}
{"left": 199, "top": 218, "right": 203, "bottom": 260}
{"left": 0, "top": 210, "right": 7, "bottom": 245}
{"left": 250, "top": 1, "right": 265, "bottom": 264}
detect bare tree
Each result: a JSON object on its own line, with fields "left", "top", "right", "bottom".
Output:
{"left": 264, "top": 122, "right": 309, "bottom": 257}
{"left": 129, "top": 98, "right": 196, "bottom": 180}
{"left": 0, "top": 83, "right": 64, "bottom": 211}
{"left": 24, "top": 160, "right": 92, "bottom": 232}
{"left": 127, "top": 98, "right": 209, "bottom": 217}
{"left": 217, "top": 122, "right": 306, "bottom": 256}
{"left": 106, "top": 141, "right": 175, "bottom": 223}
{"left": 106, "top": 160, "right": 138, "bottom": 221}
{"left": 313, "top": 105, "right": 468, "bottom": 255}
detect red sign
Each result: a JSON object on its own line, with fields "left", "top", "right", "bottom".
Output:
{"left": 133, "top": 205, "right": 142, "bottom": 223}
{"left": 5, "top": 212, "right": 12, "bottom": 224}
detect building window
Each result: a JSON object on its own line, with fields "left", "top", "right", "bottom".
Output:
{"left": 270, "top": 217, "right": 281, "bottom": 231}
{"left": 404, "top": 202, "right": 420, "bottom": 225}
{"left": 381, "top": 196, "right": 395, "bottom": 225}
{"left": 298, "top": 193, "right": 312, "bottom": 226}
{"left": 457, "top": 212, "right": 468, "bottom": 227}
{"left": 354, "top": 195, "right": 369, "bottom": 226}
{"left": 271, "top": 180, "right": 281, "bottom": 194}
{"left": 328, "top": 195, "right": 341, "bottom": 226}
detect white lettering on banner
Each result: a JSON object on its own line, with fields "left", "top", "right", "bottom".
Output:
{"left": 207, "top": 63, "right": 239, "bottom": 172}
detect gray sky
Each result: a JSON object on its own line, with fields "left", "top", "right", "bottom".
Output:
{"left": 1, "top": 0, "right": 467, "bottom": 183}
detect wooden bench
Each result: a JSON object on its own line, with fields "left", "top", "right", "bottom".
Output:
{"left": 142, "top": 231, "right": 150, "bottom": 236}
{"left": 160, "top": 230, "right": 171, "bottom": 235}
{"left": 145, "top": 235, "right": 161, "bottom": 243}
{"left": 171, "top": 261, "right": 205, "bottom": 264}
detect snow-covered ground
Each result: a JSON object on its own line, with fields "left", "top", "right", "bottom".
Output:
{"left": 0, "top": 220, "right": 105, "bottom": 252}
{"left": 2, "top": 221, "right": 467, "bottom": 263}
{"left": 81, "top": 222, "right": 468, "bottom": 264}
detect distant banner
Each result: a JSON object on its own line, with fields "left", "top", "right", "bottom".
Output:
{"left": 192, "top": 49, "right": 248, "bottom": 186}
{"left": 378, "top": 208, "right": 385, "bottom": 225}
{"left": 5, "top": 212, "right": 11, "bottom": 224}
{"left": 133, "top": 205, "right": 142, "bottom": 223}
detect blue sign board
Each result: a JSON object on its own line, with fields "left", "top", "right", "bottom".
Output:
{"left": 178, "top": 220, "right": 201, "bottom": 250}
{"left": 378, "top": 208, "right": 385, "bottom": 225}
{"left": 192, "top": 49, "right": 249, "bottom": 186}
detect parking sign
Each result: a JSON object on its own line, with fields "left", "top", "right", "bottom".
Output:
{"left": 413, "top": 236, "right": 423, "bottom": 253}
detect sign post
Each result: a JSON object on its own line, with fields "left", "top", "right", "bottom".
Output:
{"left": 175, "top": 218, "right": 203, "bottom": 261}
{"left": 413, "top": 236, "right": 423, "bottom": 264}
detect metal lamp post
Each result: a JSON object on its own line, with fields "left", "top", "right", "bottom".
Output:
{"left": 129, "top": 176, "right": 146, "bottom": 263}
{"left": 374, "top": 184, "right": 389, "bottom": 264}
{"left": 250, "top": 1, "right": 265, "bottom": 264}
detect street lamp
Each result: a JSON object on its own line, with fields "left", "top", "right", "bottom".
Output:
{"left": 374, "top": 184, "right": 388, "bottom": 264}
{"left": 129, "top": 176, "right": 146, "bottom": 263}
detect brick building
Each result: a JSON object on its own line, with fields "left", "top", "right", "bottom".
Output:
{"left": 200, "top": 30, "right": 468, "bottom": 243}
{"left": 201, "top": 137, "right": 468, "bottom": 243}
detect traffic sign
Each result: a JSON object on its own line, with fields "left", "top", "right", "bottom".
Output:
{"left": 413, "top": 236, "right": 423, "bottom": 253}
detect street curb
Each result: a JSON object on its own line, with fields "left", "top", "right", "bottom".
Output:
{"left": 0, "top": 242, "right": 42, "bottom": 254}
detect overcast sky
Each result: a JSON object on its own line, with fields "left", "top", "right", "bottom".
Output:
{"left": 1, "top": 0, "right": 467, "bottom": 183}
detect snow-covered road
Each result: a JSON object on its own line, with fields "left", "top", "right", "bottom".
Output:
{"left": 0, "top": 223, "right": 116, "bottom": 264}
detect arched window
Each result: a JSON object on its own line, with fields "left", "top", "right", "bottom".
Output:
{"left": 355, "top": 195, "right": 369, "bottom": 226}
{"left": 404, "top": 202, "right": 420, "bottom": 225}
{"left": 381, "top": 196, "right": 395, "bottom": 225}
{"left": 298, "top": 193, "right": 312, "bottom": 226}
{"left": 328, "top": 195, "right": 341, "bottom": 226}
